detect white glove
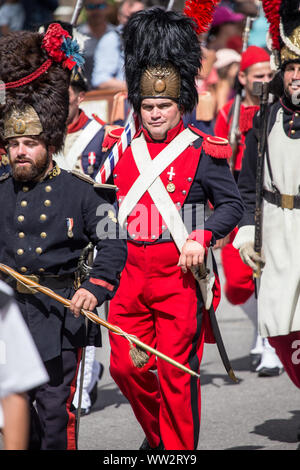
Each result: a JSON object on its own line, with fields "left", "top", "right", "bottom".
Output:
{"left": 239, "top": 242, "right": 265, "bottom": 272}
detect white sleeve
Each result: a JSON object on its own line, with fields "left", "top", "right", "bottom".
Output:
{"left": 232, "top": 225, "right": 255, "bottom": 249}
{"left": 91, "top": 31, "right": 120, "bottom": 87}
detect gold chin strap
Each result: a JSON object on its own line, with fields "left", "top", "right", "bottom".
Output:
{"left": 140, "top": 63, "right": 180, "bottom": 100}
{"left": 4, "top": 105, "right": 43, "bottom": 140}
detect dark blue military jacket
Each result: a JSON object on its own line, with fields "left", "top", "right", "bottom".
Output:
{"left": 0, "top": 164, "right": 127, "bottom": 361}
{"left": 75, "top": 118, "right": 106, "bottom": 179}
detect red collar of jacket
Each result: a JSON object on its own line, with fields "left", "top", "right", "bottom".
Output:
{"left": 135, "top": 119, "right": 185, "bottom": 144}
{"left": 67, "top": 109, "right": 89, "bottom": 134}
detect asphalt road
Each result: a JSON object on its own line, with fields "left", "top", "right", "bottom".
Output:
{"left": 1, "top": 252, "right": 299, "bottom": 454}
{"left": 78, "top": 252, "right": 300, "bottom": 452}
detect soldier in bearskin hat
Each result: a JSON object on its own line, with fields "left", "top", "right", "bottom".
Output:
{"left": 0, "top": 24, "right": 127, "bottom": 449}
{"left": 106, "top": 4, "right": 244, "bottom": 450}
{"left": 233, "top": 0, "right": 300, "bottom": 432}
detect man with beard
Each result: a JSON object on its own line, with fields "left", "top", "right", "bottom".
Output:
{"left": 233, "top": 0, "right": 300, "bottom": 433}
{"left": 0, "top": 25, "right": 127, "bottom": 449}
{"left": 215, "top": 46, "right": 283, "bottom": 376}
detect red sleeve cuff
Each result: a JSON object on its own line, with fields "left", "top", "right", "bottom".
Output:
{"left": 89, "top": 278, "right": 115, "bottom": 292}
{"left": 187, "top": 230, "right": 212, "bottom": 248}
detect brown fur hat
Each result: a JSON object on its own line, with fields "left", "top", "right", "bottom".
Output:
{"left": 0, "top": 29, "right": 71, "bottom": 152}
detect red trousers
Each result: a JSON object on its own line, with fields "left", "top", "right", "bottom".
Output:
{"left": 268, "top": 331, "right": 300, "bottom": 389}
{"left": 108, "top": 242, "right": 206, "bottom": 450}
{"left": 221, "top": 228, "right": 254, "bottom": 305}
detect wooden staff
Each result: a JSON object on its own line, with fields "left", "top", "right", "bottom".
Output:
{"left": 0, "top": 263, "right": 200, "bottom": 379}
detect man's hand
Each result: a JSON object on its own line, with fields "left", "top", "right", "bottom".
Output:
{"left": 239, "top": 242, "right": 265, "bottom": 272}
{"left": 213, "top": 234, "right": 230, "bottom": 250}
{"left": 178, "top": 239, "right": 205, "bottom": 274}
{"left": 69, "top": 288, "right": 98, "bottom": 318}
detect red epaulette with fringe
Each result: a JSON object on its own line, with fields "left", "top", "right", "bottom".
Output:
{"left": 188, "top": 125, "right": 232, "bottom": 159}
{"left": 202, "top": 135, "right": 232, "bottom": 159}
{"left": 102, "top": 125, "right": 124, "bottom": 152}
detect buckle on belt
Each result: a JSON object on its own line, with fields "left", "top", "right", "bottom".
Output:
{"left": 16, "top": 274, "right": 39, "bottom": 294}
{"left": 281, "top": 194, "right": 294, "bottom": 210}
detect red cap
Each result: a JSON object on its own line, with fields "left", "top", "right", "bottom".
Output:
{"left": 240, "top": 46, "right": 270, "bottom": 72}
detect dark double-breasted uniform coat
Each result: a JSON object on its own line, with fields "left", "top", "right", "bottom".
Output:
{"left": 0, "top": 163, "right": 127, "bottom": 449}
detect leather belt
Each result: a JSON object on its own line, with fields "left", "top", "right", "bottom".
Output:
{"left": 4, "top": 273, "right": 75, "bottom": 294}
{"left": 263, "top": 189, "right": 300, "bottom": 210}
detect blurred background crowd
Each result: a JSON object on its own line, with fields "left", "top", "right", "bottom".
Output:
{"left": 0, "top": 0, "right": 269, "bottom": 124}
{"left": 0, "top": 2, "right": 285, "bottom": 446}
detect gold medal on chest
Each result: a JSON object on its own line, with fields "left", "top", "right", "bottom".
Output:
{"left": 166, "top": 182, "right": 176, "bottom": 193}
{"left": 166, "top": 166, "right": 176, "bottom": 192}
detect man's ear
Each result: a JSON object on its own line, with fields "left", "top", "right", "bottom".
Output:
{"left": 78, "top": 91, "right": 86, "bottom": 105}
{"left": 238, "top": 70, "right": 246, "bottom": 87}
{"left": 48, "top": 145, "right": 56, "bottom": 158}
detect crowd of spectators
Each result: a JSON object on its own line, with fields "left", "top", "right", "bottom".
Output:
{"left": 0, "top": 0, "right": 283, "bottom": 449}
{"left": 0, "top": 1, "right": 269, "bottom": 112}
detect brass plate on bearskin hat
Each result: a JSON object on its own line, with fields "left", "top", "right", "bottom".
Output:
{"left": 4, "top": 106, "right": 43, "bottom": 140}
{"left": 140, "top": 64, "right": 180, "bottom": 100}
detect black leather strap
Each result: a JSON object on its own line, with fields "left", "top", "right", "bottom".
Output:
{"left": 263, "top": 188, "right": 300, "bottom": 209}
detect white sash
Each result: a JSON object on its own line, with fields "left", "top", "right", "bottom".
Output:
{"left": 59, "top": 119, "right": 103, "bottom": 171}
{"left": 119, "top": 130, "right": 215, "bottom": 309}
{"left": 118, "top": 128, "right": 198, "bottom": 230}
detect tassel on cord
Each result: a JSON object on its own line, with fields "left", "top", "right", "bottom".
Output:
{"left": 0, "top": 263, "right": 201, "bottom": 379}
{"left": 129, "top": 344, "right": 150, "bottom": 368}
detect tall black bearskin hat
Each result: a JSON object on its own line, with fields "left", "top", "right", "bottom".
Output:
{"left": 123, "top": 2, "right": 220, "bottom": 114}
{"left": 262, "top": 0, "right": 300, "bottom": 70}
{"left": 0, "top": 23, "right": 85, "bottom": 152}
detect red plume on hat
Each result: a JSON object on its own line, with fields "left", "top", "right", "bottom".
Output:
{"left": 261, "top": 0, "right": 282, "bottom": 51}
{"left": 262, "top": 0, "right": 300, "bottom": 68}
{"left": 184, "top": 0, "right": 221, "bottom": 35}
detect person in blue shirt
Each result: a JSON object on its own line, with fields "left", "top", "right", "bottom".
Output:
{"left": 91, "top": 0, "right": 144, "bottom": 90}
